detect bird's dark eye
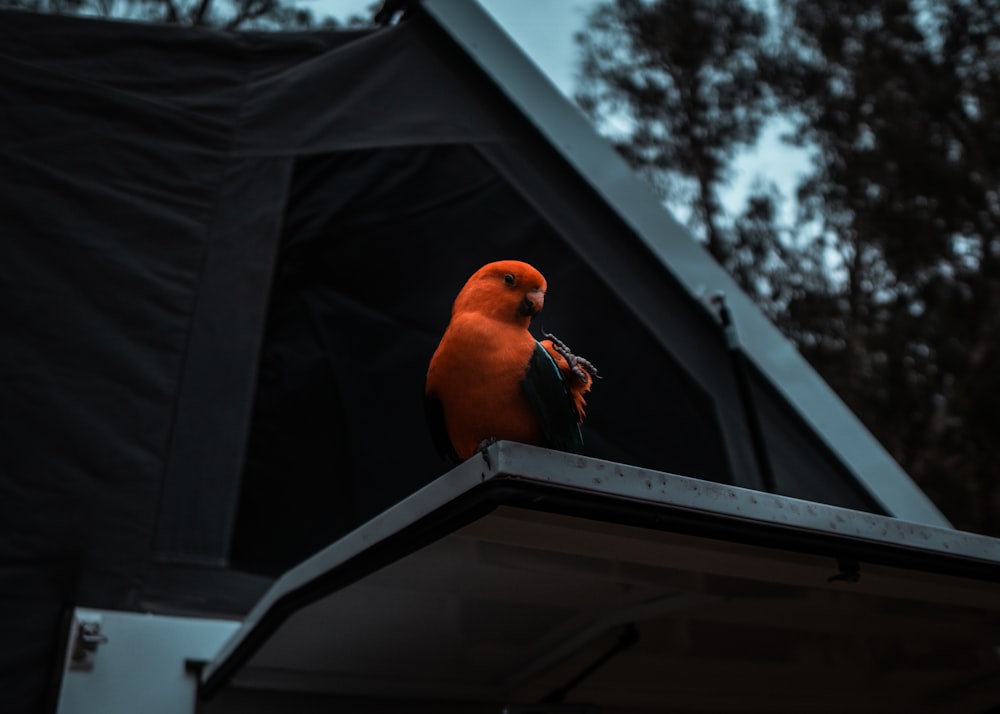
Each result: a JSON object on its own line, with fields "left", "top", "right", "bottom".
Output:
{"left": 503, "top": 273, "right": 516, "bottom": 286}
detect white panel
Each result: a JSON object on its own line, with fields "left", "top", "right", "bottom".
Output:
{"left": 57, "top": 609, "right": 240, "bottom": 714}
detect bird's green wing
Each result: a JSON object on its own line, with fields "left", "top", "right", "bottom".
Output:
{"left": 424, "top": 392, "right": 459, "bottom": 464}
{"left": 522, "top": 341, "right": 585, "bottom": 454}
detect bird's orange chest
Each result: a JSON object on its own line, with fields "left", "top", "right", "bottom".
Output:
{"left": 427, "top": 313, "right": 541, "bottom": 458}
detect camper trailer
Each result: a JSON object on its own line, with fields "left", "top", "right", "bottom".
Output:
{"left": 3, "top": 1, "right": 1000, "bottom": 712}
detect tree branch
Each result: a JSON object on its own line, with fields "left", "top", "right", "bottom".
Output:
{"left": 161, "top": 0, "right": 179, "bottom": 23}
{"left": 226, "top": 0, "right": 275, "bottom": 29}
{"left": 191, "top": 0, "right": 211, "bottom": 25}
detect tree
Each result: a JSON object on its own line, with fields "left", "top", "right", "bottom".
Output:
{"left": 577, "top": 0, "right": 1000, "bottom": 534}
{"left": 773, "top": 0, "right": 1000, "bottom": 532}
{"left": 575, "top": 0, "right": 776, "bottom": 260}
{"left": 0, "top": 0, "right": 365, "bottom": 30}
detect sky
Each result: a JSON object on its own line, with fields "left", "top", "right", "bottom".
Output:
{"left": 306, "top": 0, "right": 591, "bottom": 95}
{"left": 304, "top": 0, "right": 812, "bottom": 223}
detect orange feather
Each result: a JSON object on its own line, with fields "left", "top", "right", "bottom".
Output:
{"left": 540, "top": 338, "right": 592, "bottom": 421}
{"left": 426, "top": 260, "right": 549, "bottom": 461}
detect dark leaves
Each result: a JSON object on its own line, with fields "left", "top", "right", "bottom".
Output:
{"left": 0, "top": 0, "right": 359, "bottom": 30}
{"left": 578, "top": 0, "right": 1000, "bottom": 534}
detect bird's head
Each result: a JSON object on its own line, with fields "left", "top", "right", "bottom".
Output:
{"left": 452, "top": 260, "right": 547, "bottom": 326}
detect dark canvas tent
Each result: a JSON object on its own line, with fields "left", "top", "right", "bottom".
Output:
{"left": 0, "top": 2, "right": 970, "bottom": 712}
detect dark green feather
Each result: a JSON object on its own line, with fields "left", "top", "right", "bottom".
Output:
{"left": 522, "top": 341, "right": 585, "bottom": 454}
{"left": 424, "top": 392, "right": 459, "bottom": 464}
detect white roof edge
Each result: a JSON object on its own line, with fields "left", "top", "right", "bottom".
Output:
{"left": 420, "top": 0, "right": 950, "bottom": 527}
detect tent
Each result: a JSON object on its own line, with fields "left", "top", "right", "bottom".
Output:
{"left": 0, "top": 2, "right": 964, "bottom": 712}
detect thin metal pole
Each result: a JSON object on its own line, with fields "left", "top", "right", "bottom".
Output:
{"left": 711, "top": 293, "right": 777, "bottom": 494}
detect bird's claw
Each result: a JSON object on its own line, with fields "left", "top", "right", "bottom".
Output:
{"left": 477, "top": 437, "right": 497, "bottom": 468}
{"left": 542, "top": 331, "right": 600, "bottom": 383}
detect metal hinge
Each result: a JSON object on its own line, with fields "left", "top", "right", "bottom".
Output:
{"left": 69, "top": 615, "right": 108, "bottom": 671}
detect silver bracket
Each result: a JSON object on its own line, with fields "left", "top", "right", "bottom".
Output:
{"left": 68, "top": 615, "right": 108, "bottom": 671}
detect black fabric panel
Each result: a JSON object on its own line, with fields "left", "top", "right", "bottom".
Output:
{"left": 0, "top": 562, "right": 74, "bottom": 714}
{"left": 229, "top": 285, "right": 361, "bottom": 574}
{"left": 137, "top": 563, "right": 274, "bottom": 615}
{"left": 0, "top": 10, "right": 253, "bottom": 609}
{"left": 0, "top": 11, "right": 233, "bottom": 606}
{"left": 236, "top": 15, "right": 521, "bottom": 156}
{"left": 1, "top": 12, "right": 265, "bottom": 710}
{"left": 748, "top": 370, "right": 885, "bottom": 512}
{"left": 155, "top": 157, "right": 291, "bottom": 564}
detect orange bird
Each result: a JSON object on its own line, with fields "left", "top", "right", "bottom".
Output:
{"left": 425, "top": 260, "right": 598, "bottom": 462}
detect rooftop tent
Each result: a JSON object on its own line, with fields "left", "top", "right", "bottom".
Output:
{"left": 0, "top": 2, "right": 950, "bottom": 712}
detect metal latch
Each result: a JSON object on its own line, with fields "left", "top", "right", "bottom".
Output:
{"left": 69, "top": 616, "right": 108, "bottom": 671}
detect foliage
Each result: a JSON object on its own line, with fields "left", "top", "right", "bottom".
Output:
{"left": 577, "top": 0, "right": 1000, "bottom": 533}
{"left": 0, "top": 0, "right": 364, "bottom": 30}
{"left": 576, "top": 0, "right": 776, "bottom": 259}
